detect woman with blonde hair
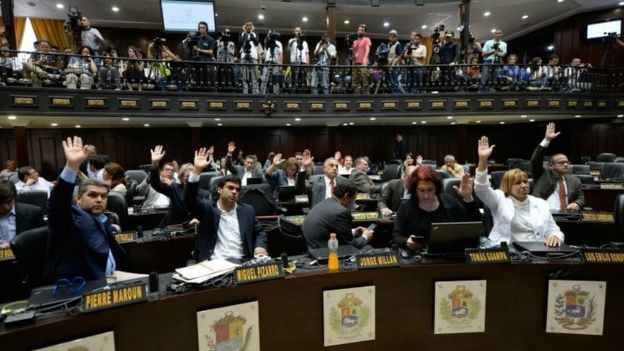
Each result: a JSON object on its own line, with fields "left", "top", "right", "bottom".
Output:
{"left": 474, "top": 136, "right": 563, "bottom": 247}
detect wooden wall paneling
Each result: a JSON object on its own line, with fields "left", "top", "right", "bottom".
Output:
{"left": 26, "top": 129, "right": 63, "bottom": 180}
{"left": 0, "top": 130, "right": 16, "bottom": 164}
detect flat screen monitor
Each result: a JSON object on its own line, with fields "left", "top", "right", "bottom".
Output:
{"left": 586, "top": 19, "right": 621, "bottom": 40}
{"left": 160, "top": 0, "right": 216, "bottom": 33}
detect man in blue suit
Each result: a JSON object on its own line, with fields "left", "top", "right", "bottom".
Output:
{"left": 185, "top": 147, "right": 268, "bottom": 263}
{"left": 43, "top": 136, "right": 126, "bottom": 283}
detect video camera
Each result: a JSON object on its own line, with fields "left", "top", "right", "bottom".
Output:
{"left": 266, "top": 31, "right": 281, "bottom": 49}
{"left": 431, "top": 24, "right": 446, "bottom": 43}
{"left": 63, "top": 6, "right": 82, "bottom": 47}
{"left": 375, "top": 42, "right": 390, "bottom": 64}
{"left": 345, "top": 33, "right": 358, "bottom": 47}
{"left": 492, "top": 43, "right": 500, "bottom": 51}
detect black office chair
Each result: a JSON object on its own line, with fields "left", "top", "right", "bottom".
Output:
{"left": 312, "top": 165, "right": 324, "bottom": 175}
{"left": 278, "top": 215, "right": 307, "bottom": 255}
{"left": 421, "top": 160, "right": 437, "bottom": 168}
{"left": 490, "top": 171, "right": 506, "bottom": 190}
{"left": 10, "top": 226, "right": 48, "bottom": 287}
{"left": 569, "top": 164, "right": 591, "bottom": 175}
{"left": 574, "top": 174, "right": 596, "bottom": 185}
{"left": 601, "top": 163, "right": 624, "bottom": 181}
{"left": 124, "top": 178, "right": 138, "bottom": 205}
{"left": 125, "top": 169, "right": 147, "bottom": 184}
{"left": 596, "top": 153, "right": 616, "bottom": 163}
{"left": 442, "top": 178, "right": 461, "bottom": 194}
{"left": 9, "top": 173, "right": 19, "bottom": 184}
{"left": 614, "top": 157, "right": 624, "bottom": 164}
{"left": 106, "top": 191, "right": 128, "bottom": 230}
{"left": 209, "top": 175, "right": 223, "bottom": 199}
{"left": 199, "top": 171, "right": 218, "bottom": 190}
{"left": 615, "top": 194, "right": 624, "bottom": 241}
{"left": 435, "top": 170, "right": 450, "bottom": 179}
{"left": 385, "top": 159, "right": 401, "bottom": 165}
{"left": 380, "top": 164, "right": 400, "bottom": 182}
{"left": 505, "top": 158, "right": 524, "bottom": 169}
{"left": 239, "top": 187, "right": 282, "bottom": 216}
{"left": 16, "top": 191, "right": 48, "bottom": 214}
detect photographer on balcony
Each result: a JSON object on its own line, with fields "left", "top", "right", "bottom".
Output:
{"left": 386, "top": 30, "right": 404, "bottom": 94}
{"left": 80, "top": 16, "right": 107, "bottom": 65}
{"left": 147, "top": 38, "right": 181, "bottom": 91}
{"left": 239, "top": 19, "right": 260, "bottom": 94}
{"left": 287, "top": 27, "right": 309, "bottom": 93}
{"left": 216, "top": 29, "right": 237, "bottom": 90}
{"left": 261, "top": 29, "right": 283, "bottom": 94}
{"left": 401, "top": 32, "right": 426, "bottom": 93}
{"left": 310, "top": 33, "right": 336, "bottom": 95}
{"left": 183, "top": 21, "right": 215, "bottom": 89}
{"left": 479, "top": 29, "right": 507, "bottom": 92}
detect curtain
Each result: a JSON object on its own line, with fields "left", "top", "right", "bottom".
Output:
{"left": 14, "top": 17, "right": 26, "bottom": 49}
{"left": 422, "top": 36, "right": 432, "bottom": 64}
{"left": 30, "top": 17, "right": 73, "bottom": 51}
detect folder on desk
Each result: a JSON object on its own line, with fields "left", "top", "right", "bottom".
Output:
{"left": 173, "top": 259, "right": 239, "bottom": 284}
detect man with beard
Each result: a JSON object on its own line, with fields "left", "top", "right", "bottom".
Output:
{"left": 351, "top": 24, "right": 371, "bottom": 94}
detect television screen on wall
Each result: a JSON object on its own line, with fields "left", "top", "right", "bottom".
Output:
{"left": 586, "top": 19, "right": 621, "bottom": 40}
{"left": 160, "top": 0, "right": 216, "bottom": 32}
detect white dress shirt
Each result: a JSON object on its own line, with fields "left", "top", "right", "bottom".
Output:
{"left": 0, "top": 204, "right": 16, "bottom": 246}
{"left": 15, "top": 178, "right": 54, "bottom": 198}
{"left": 211, "top": 202, "right": 244, "bottom": 263}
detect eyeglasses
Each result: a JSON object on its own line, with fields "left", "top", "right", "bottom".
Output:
{"left": 554, "top": 161, "right": 569, "bottom": 165}
{"left": 53, "top": 276, "right": 86, "bottom": 297}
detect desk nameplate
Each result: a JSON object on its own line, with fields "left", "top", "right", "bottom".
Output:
{"left": 466, "top": 248, "right": 510, "bottom": 264}
{"left": 115, "top": 232, "right": 136, "bottom": 244}
{"left": 580, "top": 211, "right": 614, "bottom": 223}
{"left": 356, "top": 252, "right": 400, "bottom": 270}
{"left": 235, "top": 262, "right": 284, "bottom": 284}
{"left": 352, "top": 212, "right": 380, "bottom": 221}
{"left": 581, "top": 249, "right": 624, "bottom": 264}
{"left": 0, "top": 247, "right": 15, "bottom": 260}
{"left": 82, "top": 283, "right": 147, "bottom": 313}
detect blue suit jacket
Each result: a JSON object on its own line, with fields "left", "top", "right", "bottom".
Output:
{"left": 43, "top": 177, "right": 126, "bottom": 283}
{"left": 184, "top": 180, "right": 267, "bottom": 261}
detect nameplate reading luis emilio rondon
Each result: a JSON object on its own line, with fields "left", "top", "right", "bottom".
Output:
{"left": 0, "top": 247, "right": 15, "bottom": 260}
{"left": 465, "top": 248, "right": 510, "bottom": 264}
{"left": 115, "top": 232, "right": 136, "bottom": 243}
{"left": 82, "top": 283, "right": 147, "bottom": 313}
{"left": 234, "top": 262, "right": 284, "bottom": 285}
{"left": 356, "top": 252, "right": 400, "bottom": 270}
{"left": 581, "top": 249, "right": 624, "bottom": 264}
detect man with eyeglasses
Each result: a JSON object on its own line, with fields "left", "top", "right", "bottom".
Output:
{"left": 529, "top": 122, "right": 585, "bottom": 212}
{"left": 295, "top": 150, "right": 346, "bottom": 208}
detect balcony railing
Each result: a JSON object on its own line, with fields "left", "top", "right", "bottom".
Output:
{"left": 1, "top": 50, "right": 622, "bottom": 95}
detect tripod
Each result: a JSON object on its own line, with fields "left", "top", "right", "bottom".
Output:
{"left": 601, "top": 40, "right": 616, "bottom": 67}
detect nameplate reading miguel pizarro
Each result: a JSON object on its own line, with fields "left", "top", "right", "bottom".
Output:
{"left": 465, "top": 248, "right": 510, "bottom": 264}
{"left": 356, "top": 252, "right": 400, "bottom": 270}
{"left": 82, "top": 283, "right": 147, "bottom": 313}
{"left": 235, "top": 262, "right": 284, "bottom": 285}
{"left": 581, "top": 248, "right": 624, "bottom": 264}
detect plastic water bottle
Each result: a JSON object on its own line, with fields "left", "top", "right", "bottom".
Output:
{"left": 328, "top": 233, "right": 340, "bottom": 272}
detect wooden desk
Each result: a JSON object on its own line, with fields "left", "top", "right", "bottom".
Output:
{"left": 2, "top": 262, "right": 623, "bottom": 350}
{"left": 583, "top": 187, "right": 624, "bottom": 212}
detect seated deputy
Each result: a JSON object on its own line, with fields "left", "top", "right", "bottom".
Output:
{"left": 474, "top": 136, "right": 564, "bottom": 247}
{"left": 185, "top": 147, "right": 268, "bottom": 263}
{"left": 43, "top": 136, "right": 127, "bottom": 283}
{"left": 0, "top": 179, "right": 45, "bottom": 247}
{"left": 392, "top": 166, "right": 480, "bottom": 251}
{"left": 303, "top": 180, "right": 374, "bottom": 249}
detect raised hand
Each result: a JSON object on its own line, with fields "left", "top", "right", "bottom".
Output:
{"left": 301, "top": 149, "right": 314, "bottom": 168}
{"left": 453, "top": 173, "right": 474, "bottom": 200}
{"left": 478, "top": 136, "right": 495, "bottom": 160}
{"left": 227, "top": 141, "right": 236, "bottom": 155}
{"left": 193, "top": 147, "right": 210, "bottom": 174}
{"left": 272, "top": 153, "right": 283, "bottom": 166}
{"left": 151, "top": 145, "right": 166, "bottom": 166}
{"left": 62, "top": 136, "right": 88, "bottom": 171}
{"left": 544, "top": 122, "right": 560, "bottom": 141}
{"left": 416, "top": 155, "right": 423, "bottom": 165}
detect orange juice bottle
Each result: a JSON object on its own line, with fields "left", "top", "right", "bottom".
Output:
{"left": 328, "top": 233, "right": 340, "bottom": 272}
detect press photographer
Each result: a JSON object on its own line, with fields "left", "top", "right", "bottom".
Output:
{"left": 147, "top": 37, "right": 181, "bottom": 91}
{"left": 287, "top": 26, "right": 309, "bottom": 93}
{"left": 385, "top": 30, "right": 404, "bottom": 93}
{"left": 480, "top": 29, "right": 507, "bottom": 92}
{"left": 216, "top": 29, "right": 237, "bottom": 89}
{"left": 239, "top": 19, "right": 260, "bottom": 94}
{"left": 311, "top": 33, "right": 336, "bottom": 95}
{"left": 402, "top": 32, "right": 426, "bottom": 93}
{"left": 261, "top": 29, "right": 283, "bottom": 94}
{"left": 183, "top": 21, "right": 214, "bottom": 61}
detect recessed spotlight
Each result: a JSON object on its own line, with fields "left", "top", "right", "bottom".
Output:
{"left": 421, "top": 121, "right": 427, "bottom": 124}
{"left": 112, "top": 6, "right": 120, "bottom": 12}
{"left": 484, "top": 11, "right": 491, "bottom": 17}
{"left": 286, "top": 123, "right": 291, "bottom": 126}
{"left": 412, "top": 121, "right": 417, "bottom": 125}
{"left": 122, "top": 117, "right": 130, "bottom": 121}
{"left": 529, "top": 119, "right": 535, "bottom": 122}
{"left": 476, "top": 120, "right": 481, "bottom": 124}
{"left": 500, "top": 121, "right": 505, "bottom": 125}
{"left": 369, "top": 117, "right": 376, "bottom": 121}
{"left": 349, "top": 122, "right": 354, "bottom": 125}
{"left": 214, "top": 118, "right": 221, "bottom": 121}
{"left": 521, "top": 115, "right": 528, "bottom": 118}
{"left": 491, "top": 28, "right": 497, "bottom": 33}
{"left": 620, "top": 1, "right": 624, "bottom": 5}
{"left": 557, "top": 0, "right": 564, "bottom": 3}
{"left": 522, "top": 15, "right": 529, "bottom": 19}
{"left": 343, "top": 123, "right": 348, "bottom": 126}
{"left": 421, "top": 25, "right": 427, "bottom": 29}
{"left": 56, "top": 3, "right": 64, "bottom": 9}
{"left": 575, "top": 114, "right": 581, "bottom": 118}
{"left": 547, "top": 45, "right": 554, "bottom": 51}
{"left": 302, "top": 16, "right": 308, "bottom": 22}
{"left": 344, "top": 19, "right": 350, "bottom": 25}
{"left": 7, "top": 115, "right": 16, "bottom": 120}
{"left": 258, "top": 14, "right": 265, "bottom": 20}
{"left": 447, "top": 116, "right": 453, "bottom": 119}
{"left": 294, "top": 117, "right": 301, "bottom": 121}
{"left": 215, "top": 13, "right": 219, "bottom": 17}
{"left": 383, "top": 22, "right": 389, "bottom": 27}
{"left": 144, "top": 123, "right": 150, "bottom": 127}
{"left": 618, "top": 114, "right": 624, "bottom": 118}
{"left": 51, "top": 123, "right": 58, "bottom": 127}
{"left": 217, "top": 123, "right": 223, "bottom": 126}
{"left": 75, "top": 125, "right": 81, "bottom": 128}
{"left": 451, "top": 122, "right": 456, "bottom": 125}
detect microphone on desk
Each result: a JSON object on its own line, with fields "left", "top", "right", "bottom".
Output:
{"left": 149, "top": 271, "right": 159, "bottom": 293}
{"left": 136, "top": 226, "right": 143, "bottom": 239}
{"left": 281, "top": 252, "right": 289, "bottom": 268}
{"left": 500, "top": 241, "right": 508, "bottom": 250}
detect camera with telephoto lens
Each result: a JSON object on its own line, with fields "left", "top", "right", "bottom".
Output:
{"left": 266, "top": 31, "right": 281, "bottom": 50}
{"left": 492, "top": 43, "right": 500, "bottom": 51}
{"left": 431, "top": 24, "right": 445, "bottom": 43}
{"left": 63, "top": 7, "right": 82, "bottom": 38}
{"left": 345, "top": 33, "right": 358, "bottom": 48}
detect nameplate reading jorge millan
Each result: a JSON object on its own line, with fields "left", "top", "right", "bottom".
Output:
{"left": 235, "top": 262, "right": 284, "bottom": 285}
{"left": 581, "top": 249, "right": 624, "bottom": 264}
{"left": 356, "top": 252, "right": 400, "bottom": 270}
{"left": 465, "top": 248, "right": 510, "bottom": 264}
{"left": 82, "top": 283, "right": 147, "bottom": 313}
{"left": 0, "top": 247, "right": 15, "bottom": 260}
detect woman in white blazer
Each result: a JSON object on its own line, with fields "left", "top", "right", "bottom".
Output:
{"left": 474, "top": 136, "right": 564, "bottom": 247}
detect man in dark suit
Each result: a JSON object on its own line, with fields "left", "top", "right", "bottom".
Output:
{"left": 530, "top": 122, "right": 585, "bottom": 211}
{"left": 0, "top": 180, "right": 45, "bottom": 247}
{"left": 378, "top": 165, "right": 418, "bottom": 216}
{"left": 302, "top": 180, "right": 374, "bottom": 249}
{"left": 43, "top": 136, "right": 126, "bottom": 283}
{"left": 185, "top": 147, "right": 268, "bottom": 263}
{"left": 349, "top": 157, "right": 379, "bottom": 194}
{"left": 295, "top": 150, "right": 346, "bottom": 208}
{"left": 225, "top": 141, "right": 264, "bottom": 186}
{"left": 393, "top": 132, "right": 407, "bottom": 160}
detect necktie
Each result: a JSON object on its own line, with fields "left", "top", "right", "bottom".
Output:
{"left": 330, "top": 179, "right": 335, "bottom": 197}
{"left": 558, "top": 177, "right": 566, "bottom": 211}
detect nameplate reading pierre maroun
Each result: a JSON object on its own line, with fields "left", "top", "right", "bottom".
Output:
{"left": 82, "top": 283, "right": 147, "bottom": 313}
{"left": 356, "top": 252, "right": 400, "bottom": 270}
{"left": 235, "top": 262, "right": 284, "bottom": 285}
{"left": 465, "top": 248, "right": 510, "bottom": 264}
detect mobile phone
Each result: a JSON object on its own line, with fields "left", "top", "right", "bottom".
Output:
{"left": 367, "top": 223, "right": 378, "bottom": 231}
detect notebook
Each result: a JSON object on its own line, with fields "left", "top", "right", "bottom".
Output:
{"left": 28, "top": 278, "right": 108, "bottom": 310}
{"left": 245, "top": 177, "right": 263, "bottom": 185}
{"left": 427, "top": 222, "right": 482, "bottom": 255}
{"left": 278, "top": 186, "right": 297, "bottom": 203}
{"left": 513, "top": 241, "right": 576, "bottom": 256}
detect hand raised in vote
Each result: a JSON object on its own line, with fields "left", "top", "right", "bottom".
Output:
{"left": 150, "top": 145, "right": 166, "bottom": 166}
{"left": 62, "top": 136, "right": 89, "bottom": 171}
{"left": 301, "top": 149, "right": 314, "bottom": 168}
{"left": 544, "top": 122, "right": 560, "bottom": 141}
{"left": 193, "top": 147, "right": 210, "bottom": 174}
{"left": 453, "top": 173, "right": 474, "bottom": 201}
{"left": 227, "top": 141, "right": 236, "bottom": 155}
{"left": 272, "top": 153, "right": 283, "bottom": 166}
{"left": 477, "top": 136, "right": 495, "bottom": 160}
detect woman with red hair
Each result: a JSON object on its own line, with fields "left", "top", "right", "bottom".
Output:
{"left": 103, "top": 162, "right": 127, "bottom": 196}
{"left": 392, "top": 166, "right": 481, "bottom": 251}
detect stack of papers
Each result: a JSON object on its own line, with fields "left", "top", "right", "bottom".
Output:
{"left": 172, "top": 259, "right": 239, "bottom": 284}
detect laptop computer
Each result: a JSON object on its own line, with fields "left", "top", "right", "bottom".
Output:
{"left": 278, "top": 186, "right": 297, "bottom": 203}
{"left": 245, "top": 177, "right": 263, "bottom": 185}
{"left": 308, "top": 245, "right": 361, "bottom": 263}
{"left": 513, "top": 241, "right": 576, "bottom": 256}
{"left": 427, "top": 222, "right": 482, "bottom": 255}
{"left": 28, "top": 278, "right": 108, "bottom": 310}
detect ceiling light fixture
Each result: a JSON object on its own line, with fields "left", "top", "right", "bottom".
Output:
{"left": 451, "top": 122, "right": 456, "bottom": 125}
{"left": 56, "top": 3, "right": 64, "bottom": 9}
{"left": 484, "top": 11, "right": 491, "bottom": 17}
{"left": 217, "top": 123, "right": 223, "bottom": 126}
{"left": 343, "top": 123, "right": 348, "bottom": 126}
{"left": 547, "top": 45, "right": 554, "bottom": 51}
{"left": 144, "top": 124, "right": 150, "bottom": 127}
{"left": 51, "top": 123, "right": 58, "bottom": 127}
{"left": 447, "top": 116, "right": 453, "bottom": 119}
{"left": 529, "top": 119, "right": 535, "bottom": 122}
{"left": 476, "top": 120, "right": 481, "bottom": 123}
{"left": 557, "top": 0, "right": 564, "bottom": 3}
{"left": 412, "top": 121, "right": 417, "bottom": 125}
{"left": 421, "top": 25, "right": 427, "bottom": 29}
{"left": 344, "top": 19, "right": 350, "bottom": 25}
{"left": 294, "top": 117, "right": 301, "bottom": 121}
{"left": 618, "top": 114, "right": 624, "bottom": 118}
{"left": 214, "top": 118, "right": 221, "bottom": 121}
{"left": 302, "top": 17, "right": 308, "bottom": 23}
{"left": 522, "top": 14, "right": 528, "bottom": 19}
{"left": 521, "top": 115, "right": 528, "bottom": 118}
{"left": 369, "top": 117, "right": 376, "bottom": 121}
{"left": 122, "top": 117, "right": 130, "bottom": 121}
{"left": 383, "top": 22, "right": 389, "bottom": 27}
{"left": 112, "top": 6, "right": 120, "bottom": 12}
{"left": 349, "top": 122, "right": 354, "bottom": 125}
{"left": 575, "top": 114, "right": 581, "bottom": 118}
{"left": 286, "top": 123, "right": 291, "bottom": 126}
{"left": 619, "top": 1, "right": 624, "bottom": 5}
{"left": 75, "top": 125, "right": 81, "bottom": 128}
{"left": 258, "top": 14, "right": 265, "bottom": 20}
{"left": 491, "top": 28, "right": 497, "bottom": 33}
{"left": 421, "top": 121, "right": 427, "bottom": 124}
{"left": 500, "top": 121, "right": 505, "bottom": 124}
{"left": 7, "top": 115, "right": 16, "bottom": 120}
